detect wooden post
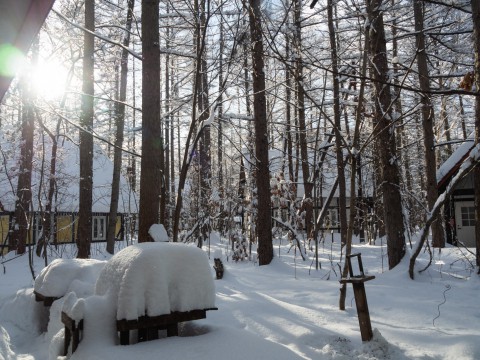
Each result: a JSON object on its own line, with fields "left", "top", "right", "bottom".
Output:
{"left": 61, "top": 312, "right": 83, "bottom": 355}
{"left": 340, "top": 253, "right": 375, "bottom": 342}
{"left": 63, "top": 323, "right": 71, "bottom": 356}
{"left": 120, "top": 330, "right": 129, "bottom": 345}
{"left": 166, "top": 323, "right": 178, "bottom": 337}
{"left": 352, "top": 281, "right": 373, "bottom": 341}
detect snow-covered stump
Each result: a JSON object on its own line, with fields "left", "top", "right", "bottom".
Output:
{"left": 95, "top": 242, "right": 217, "bottom": 345}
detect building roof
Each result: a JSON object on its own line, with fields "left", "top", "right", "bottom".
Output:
{"left": 0, "top": 130, "right": 137, "bottom": 213}
{"left": 436, "top": 136, "right": 475, "bottom": 192}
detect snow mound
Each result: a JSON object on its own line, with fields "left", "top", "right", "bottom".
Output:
{"left": 0, "top": 325, "right": 15, "bottom": 360}
{"left": 62, "top": 292, "right": 85, "bottom": 322}
{"left": 95, "top": 242, "right": 216, "bottom": 320}
{"left": 34, "top": 259, "right": 107, "bottom": 298}
{"left": 148, "top": 223, "right": 169, "bottom": 242}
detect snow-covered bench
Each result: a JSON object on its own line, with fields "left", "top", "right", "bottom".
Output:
{"left": 33, "top": 258, "right": 106, "bottom": 306}
{"left": 33, "top": 258, "right": 107, "bottom": 355}
{"left": 95, "top": 242, "right": 217, "bottom": 345}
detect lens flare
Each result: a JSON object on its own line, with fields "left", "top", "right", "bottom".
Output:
{"left": 0, "top": 44, "right": 27, "bottom": 77}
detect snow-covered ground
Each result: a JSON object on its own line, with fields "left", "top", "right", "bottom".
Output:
{"left": 1, "top": 232, "right": 479, "bottom": 360}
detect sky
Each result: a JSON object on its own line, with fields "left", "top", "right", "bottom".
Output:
{"left": 0, "top": 231, "right": 479, "bottom": 360}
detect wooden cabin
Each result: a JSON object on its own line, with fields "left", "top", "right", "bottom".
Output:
{"left": 0, "top": 134, "right": 137, "bottom": 254}
{"left": 437, "top": 138, "right": 476, "bottom": 247}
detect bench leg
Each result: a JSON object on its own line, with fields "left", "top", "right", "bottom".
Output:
{"left": 138, "top": 328, "right": 147, "bottom": 342}
{"left": 72, "top": 327, "right": 80, "bottom": 353}
{"left": 166, "top": 323, "right": 178, "bottom": 337}
{"left": 146, "top": 327, "right": 158, "bottom": 341}
{"left": 120, "top": 330, "right": 130, "bottom": 345}
{"left": 64, "top": 326, "right": 71, "bottom": 356}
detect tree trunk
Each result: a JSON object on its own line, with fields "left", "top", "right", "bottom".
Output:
{"left": 164, "top": 6, "right": 171, "bottom": 233}
{"left": 293, "top": 0, "right": 313, "bottom": 240}
{"left": 339, "top": 32, "right": 368, "bottom": 310}
{"left": 391, "top": 0, "right": 413, "bottom": 234}
{"left": 285, "top": 36, "right": 294, "bottom": 183}
{"left": 36, "top": 115, "right": 61, "bottom": 257}
{"left": 218, "top": 12, "right": 224, "bottom": 196}
{"left": 106, "top": 0, "right": 135, "bottom": 254}
{"left": 77, "top": 0, "right": 94, "bottom": 259}
{"left": 172, "top": 1, "right": 210, "bottom": 243}
{"left": 248, "top": 0, "right": 273, "bottom": 265}
{"left": 139, "top": 0, "right": 162, "bottom": 242}
{"left": 197, "top": 0, "right": 211, "bottom": 248}
{"left": 471, "top": 0, "right": 480, "bottom": 268}
{"left": 11, "top": 75, "right": 35, "bottom": 255}
{"left": 413, "top": 0, "right": 445, "bottom": 248}
{"left": 327, "top": 0, "right": 347, "bottom": 247}
{"left": 366, "top": 0, "right": 406, "bottom": 269}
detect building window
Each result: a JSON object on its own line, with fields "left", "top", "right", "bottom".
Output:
{"left": 92, "top": 216, "right": 107, "bottom": 241}
{"left": 326, "top": 209, "right": 338, "bottom": 227}
{"left": 460, "top": 206, "right": 475, "bottom": 227}
{"left": 34, "top": 215, "right": 43, "bottom": 243}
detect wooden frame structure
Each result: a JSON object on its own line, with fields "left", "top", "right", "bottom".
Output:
{"left": 117, "top": 308, "right": 218, "bottom": 345}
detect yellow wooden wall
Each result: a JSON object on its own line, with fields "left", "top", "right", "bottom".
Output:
{"left": 0, "top": 214, "right": 123, "bottom": 254}
{"left": 0, "top": 215, "right": 9, "bottom": 255}
{"left": 115, "top": 215, "right": 122, "bottom": 238}
{"left": 56, "top": 215, "right": 76, "bottom": 243}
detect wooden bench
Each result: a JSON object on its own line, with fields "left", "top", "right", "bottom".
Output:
{"left": 61, "top": 311, "right": 84, "bottom": 356}
{"left": 117, "top": 308, "right": 218, "bottom": 345}
{"left": 34, "top": 290, "right": 60, "bottom": 306}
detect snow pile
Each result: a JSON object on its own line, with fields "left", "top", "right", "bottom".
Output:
{"left": 0, "top": 325, "right": 15, "bottom": 360}
{"left": 1, "top": 234, "right": 480, "bottom": 360}
{"left": 61, "top": 292, "right": 85, "bottom": 322}
{"left": 148, "top": 223, "right": 169, "bottom": 242}
{"left": 95, "top": 242, "right": 216, "bottom": 320}
{"left": 34, "top": 258, "right": 106, "bottom": 298}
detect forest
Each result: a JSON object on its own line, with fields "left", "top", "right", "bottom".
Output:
{"left": 1, "top": 0, "right": 480, "bottom": 279}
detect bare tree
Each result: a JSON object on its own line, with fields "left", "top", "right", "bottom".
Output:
{"left": 248, "top": 0, "right": 273, "bottom": 265}
{"left": 77, "top": 0, "right": 95, "bottom": 258}
{"left": 138, "top": 0, "right": 162, "bottom": 242}
{"left": 327, "top": 0, "right": 347, "bottom": 248}
{"left": 413, "top": 0, "right": 445, "bottom": 248}
{"left": 196, "top": 0, "right": 212, "bottom": 247}
{"left": 106, "top": 0, "right": 135, "bottom": 254}
{"left": 293, "top": 0, "right": 314, "bottom": 240}
{"left": 366, "top": 0, "right": 406, "bottom": 269}
{"left": 11, "top": 65, "right": 35, "bottom": 255}
{"left": 471, "top": 0, "right": 480, "bottom": 269}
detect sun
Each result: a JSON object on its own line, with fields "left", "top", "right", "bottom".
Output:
{"left": 30, "top": 59, "right": 69, "bottom": 100}
{"left": 1, "top": 45, "right": 69, "bottom": 100}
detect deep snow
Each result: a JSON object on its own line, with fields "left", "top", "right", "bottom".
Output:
{"left": 1, "top": 232, "right": 479, "bottom": 360}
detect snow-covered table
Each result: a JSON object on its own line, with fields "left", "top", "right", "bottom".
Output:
{"left": 95, "top": 242, "right": 217, "bottom": 345}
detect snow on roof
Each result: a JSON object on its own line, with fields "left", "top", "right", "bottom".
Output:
{"left": 95, "top": 242, "right": 216, "bottom": 320}
{"left": 34, "top": 258, "right": 106, "bottom": 298}
{"left": 436, "top": 136, "right": 475, "bottom": 188}
{"left": 0, "top": 130, "right": 137, "bottom": 213}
